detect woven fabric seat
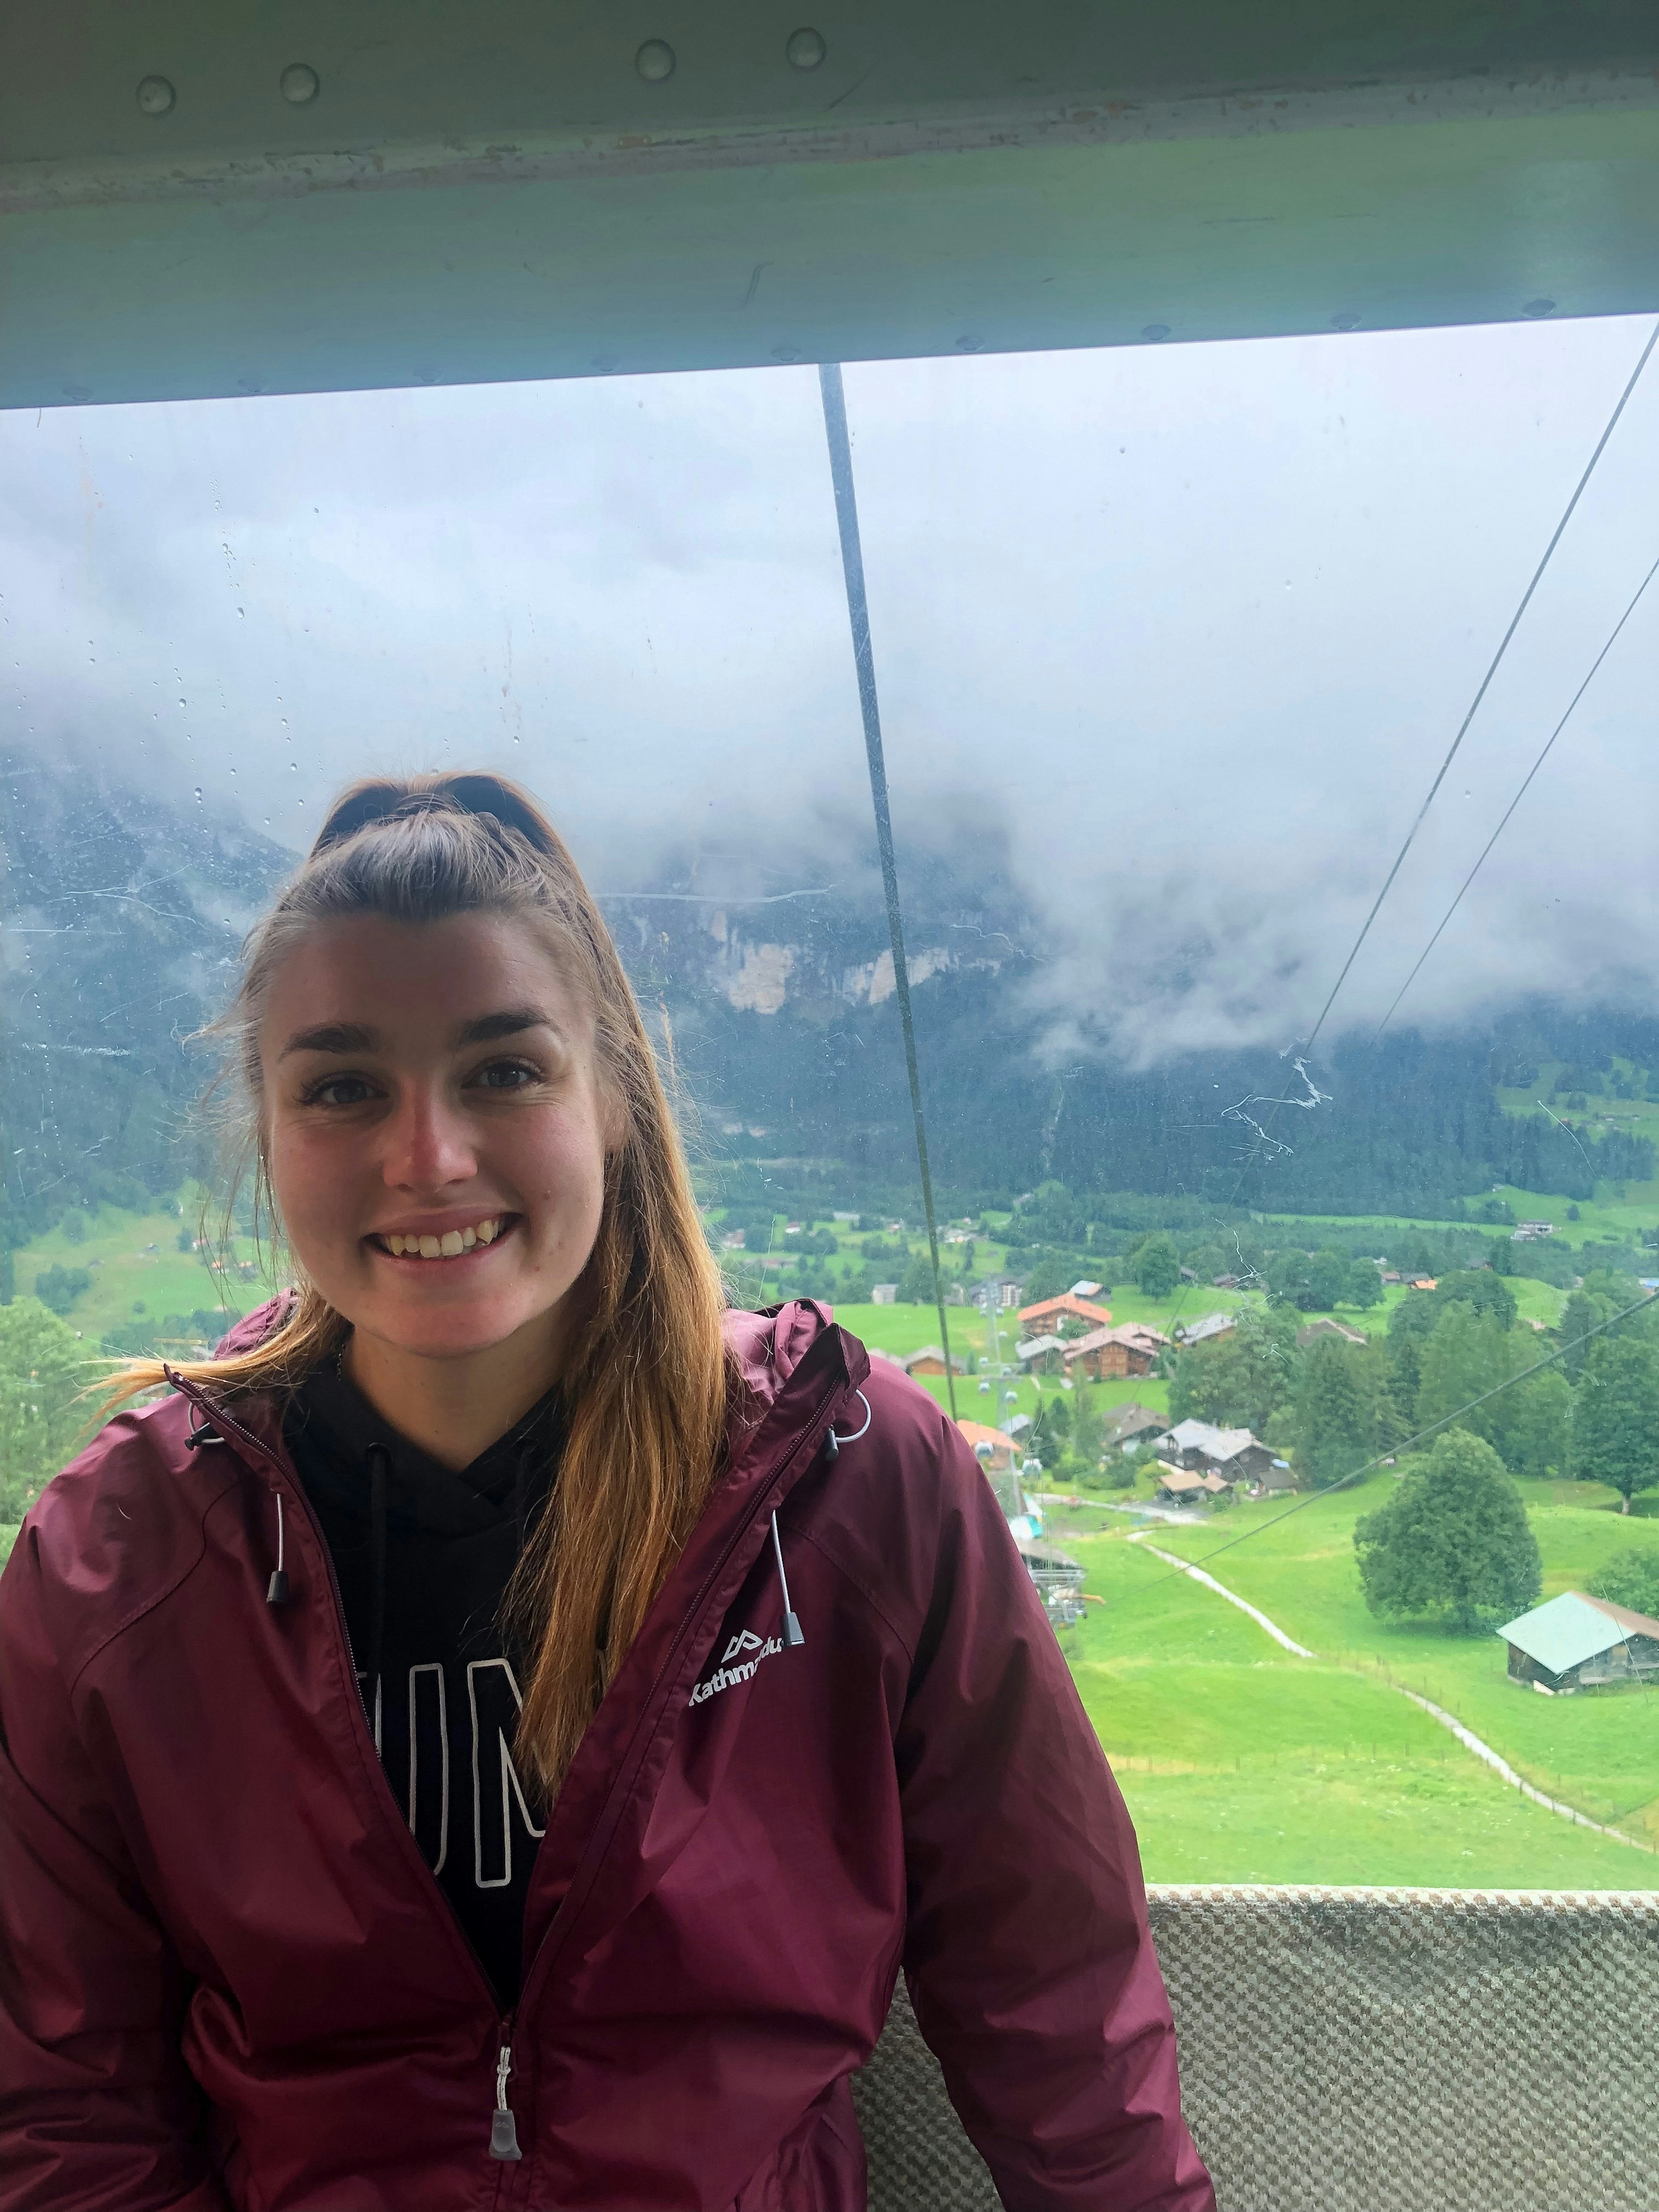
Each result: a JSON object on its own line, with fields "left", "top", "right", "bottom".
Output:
{"left": 852, "top": 1885, "right": 1659, "bottom": 2212}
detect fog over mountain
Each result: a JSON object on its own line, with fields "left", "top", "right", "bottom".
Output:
{"left": 4, "top": 313, "right": 1658, "bottom": 1070}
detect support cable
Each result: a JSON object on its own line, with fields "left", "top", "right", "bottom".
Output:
{"left": 819, "top": 362, "right": 958, "bottom": 1420}
{"left": 1204, "top": 316, "right": 1659, "bottom": 1229}
{"left": 1375, "top": 547, "right": 1659, "bottom": 1035}
{"left": 1298, "top": 316, "right": 1658, "bottom": 1062}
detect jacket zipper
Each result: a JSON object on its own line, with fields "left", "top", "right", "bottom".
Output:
{"left": 168, "top": 1343, "right": 859, "bottom": 2183}
{"left": 489, "top": 2020, "right": 521, "bottom": 2161}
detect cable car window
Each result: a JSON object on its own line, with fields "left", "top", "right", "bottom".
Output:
{"left": 4, "top": 312, "right": 1657, "bottom": 1889}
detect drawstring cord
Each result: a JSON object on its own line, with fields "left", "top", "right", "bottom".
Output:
{"left": 769, "top": 1512, "right": 804, "bottom": 1649}
{"left": 366, "top": 1442, "right": 390, "bottom": 1737}
{"left": 266, "top": 1493, "right": 289, "bottom": 1606}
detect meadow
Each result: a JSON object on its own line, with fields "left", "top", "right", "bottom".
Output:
{"left": 1052, "top": 1478, "right": 1659, "bottom": 1886}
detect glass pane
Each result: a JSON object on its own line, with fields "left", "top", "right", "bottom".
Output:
{"left": 4, "top": 314, "right": 1657, "bottom": 1890}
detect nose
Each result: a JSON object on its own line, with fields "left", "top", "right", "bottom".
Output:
{"left": 380, "top": 1081, "right": 478, "bottom": 1193}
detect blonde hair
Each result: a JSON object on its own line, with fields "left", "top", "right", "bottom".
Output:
{"left": 108, "top": 773, "right": 730, "bottom": 1794}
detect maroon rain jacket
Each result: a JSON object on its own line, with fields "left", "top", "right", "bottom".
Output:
{"left": 0, "top": 1299, "right": 1213, "bottom": 2212}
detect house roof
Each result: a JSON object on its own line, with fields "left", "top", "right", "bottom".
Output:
{"left": 1176, "top": 1312, "right": 1236, "bottom": 1346}
{"left": 1497, "top": 1590, "right": 1659, "bottom": 1674}
{"left": 957, "top": 1420, "right": 1015, "bottom": 1460}
{"left": 1160, "top": 1418, "right": 1263, "bottom": 1464}
{"left": 1296, "top": 1318, "right": 1370, "bottom": 1348}
{"left": 1103, "top": 1402, "right": 1164, "bottom": 1443}
{"left": 1015, "top": 1334, "right": 1066, "bottom": 1361}
{"left": 1154, "top": 1466, "right": 1208, "bottom": 1494}
{"left": 1063, "top": 1322, "right": 1170, "bottom": 1361}
{"left": 1016, "top": 1292, "right": 1113, "bottom": 1329}
{"left": 900, "top": 1345, "right": 963, "bottom": 1372}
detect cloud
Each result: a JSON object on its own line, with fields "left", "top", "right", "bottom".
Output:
{"left": 4, "top": 313, "right": 1656, "bottom": 1062}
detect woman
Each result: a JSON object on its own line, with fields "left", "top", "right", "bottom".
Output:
{"left": 0, "top": 774, "right": 1212, "bottom": 2211}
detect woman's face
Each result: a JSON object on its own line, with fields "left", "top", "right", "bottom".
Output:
{"left": 261, "top": 912, "right": 614, "bottom": 1369}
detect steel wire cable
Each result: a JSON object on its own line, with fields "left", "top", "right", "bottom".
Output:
{"left": 1297, "top": 315, "right": 1659, "bottom": 1065}
{"left": 1156, "top": 318, "right": 1659, "bottom": 1337}
{"left": 1375, "top": 547, "right": 1659, "bottom": 1036}
{"left": 819, "top": 363, "right": 959, "bottom": 1420}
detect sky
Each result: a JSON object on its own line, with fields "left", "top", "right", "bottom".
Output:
{"left": 3, "top": 313, "right": 1656, "bottom": 1063}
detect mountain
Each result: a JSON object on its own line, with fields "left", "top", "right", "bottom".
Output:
{"left": 3, "top": 753, "right": 1651, "bottom": 1244}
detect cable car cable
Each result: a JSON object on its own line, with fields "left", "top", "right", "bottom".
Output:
{"left": 1374, "top": 547, "right": 1659, "bottom": 1036}
{"left": 1297, "top": 314, "right": 1659, "bottom": 1063}
{"left": 819, "top": 362, "right": 959, "bottom": 1420}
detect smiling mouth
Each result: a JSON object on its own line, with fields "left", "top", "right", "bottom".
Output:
{"left": 370, "top": 1215, "right": 517, "bottom": 1262}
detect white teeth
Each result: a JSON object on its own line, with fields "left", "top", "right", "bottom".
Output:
{"left": 382, "top": 1217, "right": 504, "bottom": 1258}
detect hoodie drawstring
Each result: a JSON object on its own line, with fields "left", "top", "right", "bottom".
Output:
{"left": 366, "top": 1442, "right": 390, "bottom": 1734}
{"left": 266, "top": 1492, "right": 289, "bottom": 1606}
{"left": 769, "top": 1511, "right": 805, "bottom": 1649}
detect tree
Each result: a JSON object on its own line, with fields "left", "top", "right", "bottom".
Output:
{"left": 1573, "top": 1335, "right": 1659, "bottom": 1512}
{"left": 1490, "top": 1369, "right": 1571, "bottom": 1482}
{"left": 896, "top": 1252, "right": 937, "bottom": 1306}
{"left": 1030, "top": 1395, "right": 1068, "bottom": 1471}
{"left": 1167, "top": 1305, "right": 1299, "bottom": 1433}
{"left": 0, "top": 1299, "right": 91, "bottom": 1522}
{"left": 1299, "top": 1249, "right": 1351, "bottom": 1313}
{"left": 1415, "top": 1305, "right": 1527, "bottom": 1453}
{"left": 1587, "top": 1548, "right": 1659, "bottom": 1618}
{"left": 1070, "top": 1391, "right": 1105, "bottom": 1469}
{"left": 1355, "top": 1430, "right": 1542, "bottom": 1630}
{"left": 32, "top": 1264, "right": 92, "bottom": 1316}
{"left": 1292, "top": 1337, "right": 1384, "bottom": 1489}
{"left": 1135, "top": 1233, "right": 1180, "bottom": 1300}
{"left": 1343, "top": 1260, "right": 1384, "bottom": 1310}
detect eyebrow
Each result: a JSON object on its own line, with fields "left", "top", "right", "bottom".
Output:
{"left": 454, "top": 1007, "right": 555, "bottom": 1047}
{"left": 279, "top": 1008, "right": 555, "bottom": 1060}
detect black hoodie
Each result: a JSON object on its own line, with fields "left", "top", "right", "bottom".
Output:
{"left": 283, "top": 1358, "right": 563, "bottom": 2004}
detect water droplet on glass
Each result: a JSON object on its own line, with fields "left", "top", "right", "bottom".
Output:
{"left": 194, "top": 787, "right": 203, "bottom": 804}
{"left": 636, "top": 38, "right": 675, "bottom": 80}
{"left": 280, "top": 717, "right": 288, "bottom": 728}
{"left": 280, "top": 63, "right": 321, "bottom": 105}
{"left": 785, "top": 26, "right": 826, "bottom": 69}
{"left": 136, "top": 75, "right": 175, "bottom": 116}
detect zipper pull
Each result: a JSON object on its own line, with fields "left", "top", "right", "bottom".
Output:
{"left": 489, "top": 2041, "right": 522, "bottom": 2161}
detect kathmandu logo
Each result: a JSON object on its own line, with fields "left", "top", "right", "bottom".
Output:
{"left": 689, "top": 1628, "right": 784, "bottom": 1706}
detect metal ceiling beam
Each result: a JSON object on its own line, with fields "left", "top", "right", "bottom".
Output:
{"left": 3, "top": 3, "right": 1657, "bottom": 407}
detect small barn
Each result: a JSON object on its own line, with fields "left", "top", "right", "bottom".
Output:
{"left": 1175, "top": 1312, "right": 1237, "bottom": 1348}
{"left": 1296, "top": 1318, "right": 1370, "bottom": 1348}
{"left": 1014, "top": 1333, "right": 1066, "bottom": 1375}
{"left": 902, "top": 1345, "right": 965, "bottom": 1378}
{"left": 1154, "top": 1419, "right": 1274, "bottom": 1484}
{"left": 1103, "top": 1402, "right": 1166, "bottom": 1452}
{"left": 1497, "top": 1591, "right": 1659, "bottom": 1692}
{"left": 1153, "top": 1465, "right": 1231, "bottom": 1505}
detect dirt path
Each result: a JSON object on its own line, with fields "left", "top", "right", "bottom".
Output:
{"left": 1130, "top": 1535, "right": 1654, "bottom": 1856}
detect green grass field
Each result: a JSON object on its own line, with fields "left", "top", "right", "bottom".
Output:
{"left": 15, "top": 1194, "right": 276, "bottom": 1349}
{"left": 1096, "top": 1476, "right": 1659, "bottom": 1880}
